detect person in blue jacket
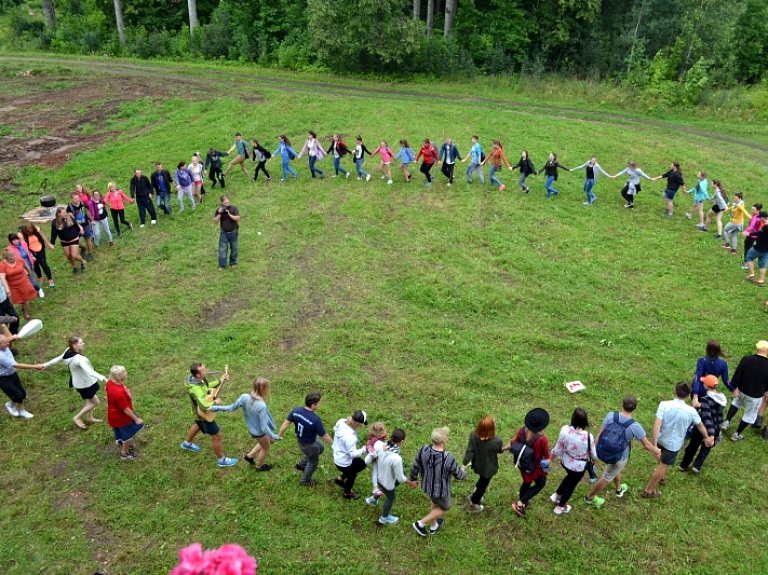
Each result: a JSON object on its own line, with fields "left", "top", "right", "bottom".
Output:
{"left": 438, "top": 137, "right": 461, "bottom": 186}
{"left": 272, "top": 135, "right": 299, "bottom": 181}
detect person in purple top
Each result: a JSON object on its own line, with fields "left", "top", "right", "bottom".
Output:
{"left": 691, "top": 340, "right": 732, "bottom": 409}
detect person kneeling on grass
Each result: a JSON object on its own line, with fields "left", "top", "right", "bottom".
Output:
{"left": 365, "top": 428, "right": 407, "bottom": 525}
{"left": 584, "top": 395, "right": 660, "bottom": 507}
{"left": 106, "top": 365, "right": 144, "bottom": 461}
{"left": 408, "top": 426, "right": 466, "bottom": 537}
{"left": 211, "top": 377, "right": 282, "bottom": 472}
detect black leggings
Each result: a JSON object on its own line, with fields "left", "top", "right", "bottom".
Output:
{"left": 554, "top": 465, "right": 586, "bottom": 507}
{"left": 441, "top": 162, "right": 455, "bottom": 183}
{"left": 30, "top": 249, "right": 52, "bottom": 281}
{"left": 420, "top": 161, "right": 434, "bottom": 182}
{"left": 745, "top": 236, "right": 756, "bottom": 262}
{"left": 0, "top": 297, "right": 19, "bottom": 335}
{"left": 470, "top": 475, "right": 492, "bottom": 505}
{"left": 621, "top": 184, "right": 640, "bottom": 205}
{"left": 336, "top": 457, "right": 367, "bottom": 494}
{"left": 519, "top": 475, "right": 547, "bottom": 505}
{"left": 0, "top": 372, "right": 26, "bottom": 403}
{"left": 110, "top": 209, "right": 130, "bottom": 234}
{"left": 254, "top": 161, "right": 271, "bottom": 181}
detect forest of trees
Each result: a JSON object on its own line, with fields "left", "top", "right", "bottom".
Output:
{"left": 4, "top": 0, "right": 768, "bottom": 93}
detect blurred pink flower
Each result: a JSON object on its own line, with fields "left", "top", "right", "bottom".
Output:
{"left": 170, "top": 543, "right": 257, "bottom": 575}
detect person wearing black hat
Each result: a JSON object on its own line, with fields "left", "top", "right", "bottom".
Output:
{"left": 511, "top": 408, "right": 551, "bottom": 517}
{"left": 331, "top": 410, "right": 368, "bottom": 499}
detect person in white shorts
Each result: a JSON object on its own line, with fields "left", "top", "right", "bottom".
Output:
{"left": 722, "top": 340, "right": 768, "bottom": 441}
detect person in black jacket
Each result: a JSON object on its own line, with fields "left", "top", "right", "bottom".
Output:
{"left": 723, "top": 340, "right": 768, "bottom": 440}
{"left": 744, "top": 211, "right": 768, "bottom": 286}
{"left": 205, "top": 148, "right": 229, "bottom": 189}
{"left": 150, "top": 162, "right": 173, "bottom": 216}
{"left": 537, "top": 153, "right": 569, "bottom": 198}
{"left": 512, "top": 150, "right": 536, "bottom": 194}
{"left": 651, "top": 162, "right": 685, "bottom": 217}
{"left": 250, "top": 139, "right": 272, "bottom": 182}
{"left": 438, "top": 137, "right": 461, "bottom": 186}
{"left": 129, "top": 169, "right": 157, "bottom": 227}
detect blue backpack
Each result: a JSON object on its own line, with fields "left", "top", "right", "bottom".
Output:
{"left": 596, "top": 413, "right": 634, "bottom": 464}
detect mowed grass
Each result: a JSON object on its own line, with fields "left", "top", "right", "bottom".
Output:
{"left": 2, "top": 66, "right": 768, "bottom": 575}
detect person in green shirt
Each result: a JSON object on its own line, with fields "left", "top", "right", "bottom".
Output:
{"left": 180, "top": 362, "right": 238, "bottom": 467}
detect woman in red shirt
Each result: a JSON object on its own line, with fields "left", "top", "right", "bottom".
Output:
{"left": 415, "top": 139, "right": 438, "bottom": 186}
{"left": 106, "top": 365, "right": 144, "bottom": 460}
{"left": 511, "top": 408, "right": 551, "bottom": 517}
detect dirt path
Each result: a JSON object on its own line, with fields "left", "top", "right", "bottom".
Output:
{"left": 0, "top": 56, "right": 768, "bottom": 178}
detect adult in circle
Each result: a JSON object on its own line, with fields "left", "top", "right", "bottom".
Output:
{"left": 7, "top": 234, "right": 43, "bottom": 296}
{"left": 415, "top": 138, "right": 438, "bottom": 186}
{"left": 0, "top": 248, "right": 38, "bottom": 321}
{"left": 741, "top": 203, "right": 763, "bottom": 270}
{"left": 549, "top": 408, "right": 596, "bottom": 515}
{"left": 650, "top": 161, "right": 685, "bottom": 217}
{"left": 50, "top": 206, "right": 86, "bottom": 275}
{"left": 511, "top": 150, "right": 535, "bottom": 193}
{"left": 104, "top": 182, "right": 135, "bottom": 238}
{"left": 703, "top": 179, "right": 728, "bottom": 238}
{"left": 691, "top": 340, "right": 731, "bottom": 409}
{"left": 129, "top": 168, "right": 158, "bottom": 227}
{"left": 572, "top": 155, "right": 613, "bottom": 206}
{"left": 277, "top": 392, "right": 334, "bottom": 487}
{"left": 272, "top": 135, "right": 299, "bottom": 181}
{"left": 0, "top": 333, "right": 42, "bottom": 419}
{"left": 537, "top": 153, "right": 570, "bottom": 198}
{"left": 461, "top": 415, "right": 506, "bottom": 513}
{"left": 224, "top": 133, "right": 250, "bottom": 180}
{"left": 174, "top": 162, "right": 196, "bottom": 211}
{"left": 511, "top": 408, "right": 551, "bottom": 517}
{"left": 481, "top": 140, "right": 513, "bottom": 192}
{"left": 326, "top": 134, "right": 350, "bottom": 179}
{"left": 297, "top": 131, "right": 327, "bottom": 179}
{"left": 211, "top": 377, "right": 281, "bottom": 471}
{"left": 89, "top": 190, "right": 114, "bottom": 248}
{"left": 331, "top": 410, "right": 368, "bottom": 499}
{"left": 19, "top": 222, "right": 55, "bottom": 288}
{"left": 42, "top": 335, "right": 108, "bottom": 430}
{"left": 744, "top": 211, "right": 768, "bottom": 286}
{"left": 613, "top": 160, "right": 652, "bottom": 209}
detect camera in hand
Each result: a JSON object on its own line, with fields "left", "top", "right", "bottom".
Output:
{"left": 220, "top": 205, "right": 229, "bottom": 212}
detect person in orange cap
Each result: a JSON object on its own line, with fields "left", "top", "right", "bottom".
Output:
{"left": 679, "top": 375, "right": 726, "bottom": 473}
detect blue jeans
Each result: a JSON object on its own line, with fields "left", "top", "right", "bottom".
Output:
{"left": 518, "top": 173, "right": 530, "bottom": 191}
{"left": 466, "top": 162, "right": 485, "bottom": 184}
{"left": 333, "top": 156, "right": 348, "bottom": 176}
{"left": 490, "top": 165, "right": 503, "bottom": 187}
{"left": 746, "top": 247, "right": 768, "bottom": 269}
{"left": 218, "top": 230, "right": 238, "bottom": 268}
{"left": 355, "top": 158, "right": 369, "bottom": 177}
{"left": 308, "top": 155, "right": 325, "bottom": 178}
{"left": 282, "top": 157, "right": 297, "bottom": 179}
{"left": 157, "top": 191, "right": 171, "bottom": 215}
{"left": 583, "top": 179, "right": 595, "bottom": 203}
{"left": 298, "top": 438, "right": 325, "bottom": 484}
{"left": 545, "top": 175, "right": 559, "bottom": 197}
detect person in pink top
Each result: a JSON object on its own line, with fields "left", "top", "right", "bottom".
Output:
{"left": 104, "top": 181, "right": 134, "bottom": 238}
{"left": 549, "top": 408, "right": 597, "bottom": 515}
{"left": 372, "top": 141, "right": 395, "bottom": 184}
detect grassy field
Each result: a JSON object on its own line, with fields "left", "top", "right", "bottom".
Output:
{"left": 1, "top": 58, "right": 768, "bottom": 575}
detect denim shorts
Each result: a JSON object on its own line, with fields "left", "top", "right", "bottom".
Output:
{"left": 658, "top": 445, "right": 679, "bottom": 466}
{"left": 746, "top": 247, "right": 768, "bottom": 269}
{"left": 663, "top": 189, "right": 677, "bottom": 200}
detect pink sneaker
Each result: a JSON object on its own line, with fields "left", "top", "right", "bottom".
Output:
{"left": 499, "top": 184, "right": 506, "bottom": 192}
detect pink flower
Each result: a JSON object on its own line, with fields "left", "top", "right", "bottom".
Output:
{"left": 171, "top": 543, "right": 257, "bottom": 575}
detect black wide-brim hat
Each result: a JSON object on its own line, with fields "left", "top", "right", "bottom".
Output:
{"left": 524, "top": 408, "right": 550, "bottom": 432}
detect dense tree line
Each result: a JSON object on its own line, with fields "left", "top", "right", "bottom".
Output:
{"left": 4, "top": 0, "right": 768, "bottom": 89}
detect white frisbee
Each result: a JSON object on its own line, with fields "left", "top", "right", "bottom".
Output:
{"left": 18, "top": 319, "right": 43, "bottom": 339}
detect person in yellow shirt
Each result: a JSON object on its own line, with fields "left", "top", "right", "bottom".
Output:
{"left": 723, "top": 192, "right": 751, "bottom": 254}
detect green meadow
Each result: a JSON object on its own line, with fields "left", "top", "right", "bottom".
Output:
{"left": 1, "top": 58, "right": 768, "bottom": 575}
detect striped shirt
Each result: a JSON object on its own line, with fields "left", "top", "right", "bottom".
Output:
{"left": 409, "top": 445, "right": 466, "bottom": 498}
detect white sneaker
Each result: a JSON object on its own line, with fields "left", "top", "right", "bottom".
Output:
{"left": 346, "top": 173, "right": 350, "bottom": 179}
{"left": 17, "top": 409, "right": 33, "bottom": 419}
{"left": 366, "top": 174, "right": 371, "bottom": 181}
{"left": 332, "top": 175, "right": 338, "bottom": 178}
{"left": 381, "top": 175, "right": 386, "bottom": 179}
{"left": 549, "top": 493, "right": 561, "bottom": 504}
{"left": 554, "top": 505, "right": 572, "bottom": 515}
{"left": 720, "top": 420, "right": 730, "bottom": 430}
{"left": 5, "top": 402, "right": 19, "bottom": 417}
{"left": 151, "top": 220, "right": 157, "bottom": 225}
{"left": 387, "top": 180, "right": 393, "bottom": 185}
{"left": 140, "top": 224, "right": 145, "bottom": 228}
{"left": 357, "top": 177, "right": 362, "bottom": 180}
{"left": 37, "top": 288, "right": 44, "bottom": 298}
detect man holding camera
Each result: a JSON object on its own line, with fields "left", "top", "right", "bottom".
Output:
{"left": 213, "top": 195, "right": 241, "bottom": 271}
